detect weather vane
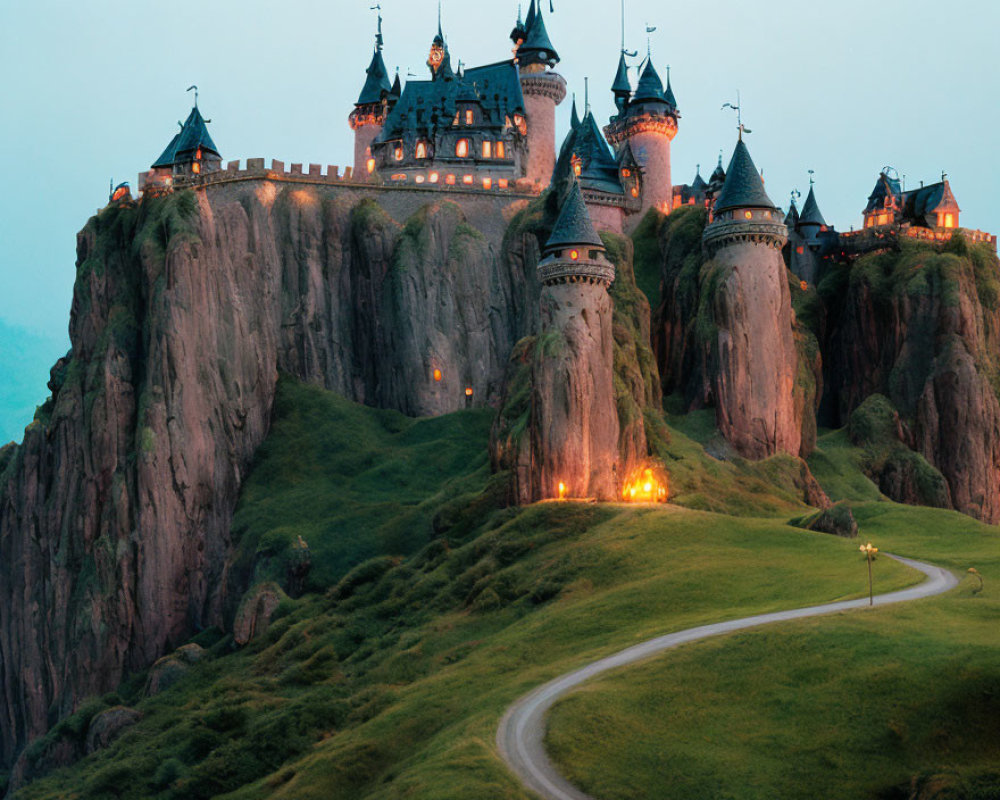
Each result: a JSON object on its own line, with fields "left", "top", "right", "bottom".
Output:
{"left": 722, "top": 91, "right": 751, "bottom": 138}
{"left": 620, "top": 0, "right": 637, "bottom": 57}
{"left": 187, "top": 84, "right": 198, "bottom": 108}
{"left": 645, "top": 23, "right": 657, "bottom": 59}
{"left": 370, "top": 4, "right": 384, "bottom": 51}
{"left": 808, "top": 169, "right": 815, "bottom": 186}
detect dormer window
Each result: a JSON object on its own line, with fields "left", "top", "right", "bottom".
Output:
{"left": 456, "top": 139, "right": 470, "bottom": 158}
{"left": 465, "top": 109, "right": 475, "bottom": 125}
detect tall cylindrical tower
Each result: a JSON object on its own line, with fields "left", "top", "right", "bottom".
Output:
{"left": 349, "top": 18, "right": 395, "bottom": 180}
{"left": 531, "top": 179, "right": 619, "bottom": 501}
{"left": 702, "top": 138, "right": 800, "bottom": 459}
{"left": 516, "top": 2, "right": 566, "bottom": 187}
{"left": 605, "top": 58, "right": 678, "bottom": 221}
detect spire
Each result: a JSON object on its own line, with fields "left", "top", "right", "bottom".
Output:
{"left": 662, "top": 66, "right": 677, "bottom": 109}
{"left": 691, "top": 166, "right": 707, "bottom": 193}
{"left": 154, "top": 102, "right": 220, "bottom": 169}
{"left": 358, "top": 48, "right": 393, "bottom": 105}
{"left": 799, "top": 186, "right": 827, "bottom": 227}
{"left": 511, "top": 2, "right": 527, "bottom": 44}
{"left": 570, "top": 94, "right": 581, "bottom": 129}
{"left": 632, "top": 58, "right": 668, "bottom": 105}
{"left": 784, "top": 193, "right": 800, "bottom": 227}
{"left": 712, "top": 138, "right": 776, "bottom": 213}
{"left": 391, "top": 68, "right": 402, "bottom": 98}
{"left": 525, "top": 0, "right": 536, "bottom": 33}
{"left": 436, "top": 0, "right": 443, "bottom": 43}
{"left": 546, "top": 178, "right": 605, "bottom": 251}
{"left": 612, "top": 51, "right": 631, "bottom": 96}
{"left": 519, "top": 0, "right": 559, "bottom": 66}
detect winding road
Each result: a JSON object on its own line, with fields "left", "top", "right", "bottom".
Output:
{"left": 497, "top": 554, "right": 958, "bottom": 800}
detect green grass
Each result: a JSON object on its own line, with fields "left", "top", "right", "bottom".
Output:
{"left": 546, "top": 502, "right": 1000, "bottom": 800}
{"left": 15, "top": 381, "right": 944, "bottom": 800}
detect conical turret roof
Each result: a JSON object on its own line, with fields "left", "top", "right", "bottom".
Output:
{"left": 153, "top": 104, "right": 220, "bottom": 168}
{"left": 519, "top": 0, "right": 559, "bottom": 66}
{"left": 710, "top": 153, "right": 726, "bottom": 184}
{"left": 612, "top": 51, "right": 631, "bottom": 95}
{"left": 546, "top": 178, "right": 605, "bottom": 250}
{"left": 712, "top": 138, "right": 775, "bottom": 213}
{"left": 632, "top": 58, "right": 668, "bottom": 104}
{"left": 798, "top": 186, "right": 826, "bottom": 226}
{"left": 784, "top": 197, "right": 799, "bottom": 227}
{"left": 391, "top": 70, "right": 402, "bottom": 98}
{"left": 357, "top": 48, "right": 393, "bottom": 105}
{"left": 691, "top": 167, "right": 707, "bottom": 193}
{"left": 570, "top": 95, "right": 581, "bottom": 129}
{"left": 663, "top": 72, "right": 677, "bottom": 109}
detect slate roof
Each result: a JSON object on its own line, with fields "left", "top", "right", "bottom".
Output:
{"left": 546, "top": 178, "right": 605, "bottom": 250}
{"left": 553, "top": 110, "right": 623, "bottom": 194}
{"left": 784, "top": 198, "right": 799, "bottom": 227}
{"left": 378, "top": 59, "right": 524, "bottom": 141}
{"left": 864, "top": 172, "right": 902, "bottom": 214}
{"left": 152, "top": 105, "right": 219, "bottom": 168}
{"left": 357, "top": 48, "right": 393, "bottom": 105}
{"left": 691, "top": 168, "right": 707, "bottom": 193}
{"left": 612, "top": 51, "right": 631, "bottom": 95}
{"left": 518, "top": 1, "right": 559, "bottom": 66}
{"left": 710, "top": 154, "right": 726, "bottom": 185}
{"left": 798, "top": 186, "right": 826, "bottom": 226}
{"left": 632, "top": 59, "right": 668, "bottom": 105}
{"left": 903, "top": 181, "right": 960, "bottom": 218}
{"left": 663, "top": 73, "right": 677, "bottom": 109}
{"left": 570, "top": 96, "right": 581, "bottom": 130}
{"left": 713, "top": 138, "right": 775, "bottom": 213}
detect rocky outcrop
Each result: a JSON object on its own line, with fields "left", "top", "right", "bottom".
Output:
{"left": 652, "top": 207, "right": 810, "bottom": 459}
{"left": 823, "top": 240, "right": 1000, "bottom": 522}
{"left": 85, "top": 707, "right": 142, "bottom": 754}
{"left": 0, "top": 184, "right": 537, "bottom": 769}
{"left": 233, "top": 583, "right": 285, "bottom": 646}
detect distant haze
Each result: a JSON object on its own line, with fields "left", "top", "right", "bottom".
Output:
{"left": 0, "top": 0, "right": 997, "bottom": 424}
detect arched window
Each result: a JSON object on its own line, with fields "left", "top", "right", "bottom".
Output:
{"left": 456, "top": 139, "right": 470, "bottom": 158}
{"left": 416, "top": 142, "right": 428, "bottom": 159}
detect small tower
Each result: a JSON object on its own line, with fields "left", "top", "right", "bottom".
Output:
{"left": 611, "top": 51, "right": 631, "bottom": 115}
{"left": 702, "top": 137, "right": 800, "bottom": 459}
{"left": 349, "top": 12, "right": 394, "bottom": 179}
{"left": 516, "top": 0, "right": 567, "bottom": 187}
{"left": 605, "top": 53, "right": 679, "bottom": 222}
{"left": 150, "top": 96, "right": 221, "bottom": 181}
{"left": 532, "top": 179, "right": 619, "bottom": 500}
{"left": 789, "top": 183, "right": 829, "bottom": 285}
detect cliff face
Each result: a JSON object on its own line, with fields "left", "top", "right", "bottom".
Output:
{"left": 0, "top": 184, "right": 534, "bottom": 769}
{"left": 822, "top": 240, "right": 1000, "bottom": 522}
{"left": 652, "top": 207, "right": 811, "bottom": 459}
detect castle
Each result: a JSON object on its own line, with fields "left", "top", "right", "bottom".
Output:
{"left": 128, "top": 1, "right": 995, "bottom": 502}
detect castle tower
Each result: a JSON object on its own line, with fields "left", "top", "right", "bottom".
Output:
{"left": 532, "top": 179, "right": 619, "bottom": 500}
{"left": 516, "top": 1, "right": 567, "bottom": 187}
{"left": 702, "top": 137, "right": 800, "bottom": 459}
{"left": 149, "top": 95, "right": 221, "bottom": 182}
{"left": 349, "top": 13, "right": 394, "bottom": 179}
{"left": 792, "top": 184, "right": 828, "bottom": 284}
{"left": 605, "top": 54, "right": 678, "bottom": 222}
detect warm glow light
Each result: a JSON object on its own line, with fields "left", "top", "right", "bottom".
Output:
{"left": 558, "top": 482, "right": 567, "bottom": 500}
{"left": 483, "top": 177, "right": 493, "bottom": 189}
{"left": 796, "top": 246, "right": 805, "bottom": 254}
{"left": 877, "top": 213, "right": 889, "bottom": 226}
{"left": 430, "top": 172, "right": 439, "bottom": 183}
{"left": 744, "top": 210, "right": 753, "bottom": 220}
{"left": 191, "top": 162, "right": 201, "bottom": 174}
{"left": 496, "top": 141, "right": 506, "bottom": 159}
{"left": 498, "top": 178, "right": 509, "bottom": 189}
{"left": 483, "top": 141, "right": 492, "bottom": 158}
{"left": 416, "top": 142, "right": 428, "bottom": 159}
{"left": 415, "top": 175, "right": 426, "bottom": 184}
{"left": 433, "top": 369, "right": 442, "bottom": 382}
{"left": 622, "top": 168, "right": 631, "bottom": 178}
{"left": 466, "top": 109, "right": 474, "bottom": 125}
{"left": 395, "top": 147, "right": 404, "bottom": 161}
{"left": 622, "top": 467, "right": 669, "bottom": 503}
{"left": 631, "top": 187, "right": 639, "bottom": 198}
{"left": 196, "top": 147, "right": 202, "bottom": 160}
{"left": 569, "top": 250, "right": 579, "bottom": 261}
{"left": 446, "top": 174, "right": 456, "bottom": 185}
{"left": 367, "top": 158, "right": 376, "bottom": 174}
{"left": 463, "top": 174, "right": 474, "bottom": 185}
{"left": 800, "top": 281, "right": 808, "bottom": 291}
{"left": 456, "top": 139, "right": 470, "bottom": 158}
{"left": 465, "top": 387, "right": 474, "bottom": 397}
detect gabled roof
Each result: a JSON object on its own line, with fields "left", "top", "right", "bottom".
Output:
{"left": 357, "top": 48, "right": 393, "bottom": 106}
{"left": 903, "top": 181, "right": 960, "bottom": 218}
{"left": 713, "top": 138, "right": 775, "bottom": 213}
{"left": 612, "top": 51, "right": 631, "bottom": 95}
{"left": 798, "top": 186, "right": 826, "bottom": 226}
{"left": 519, "top": 1, "right": 559, "bottom": 66}
{"left": 553, "top": 110, "right": 623, "bottom": 195}
{"left": 153, "top": 105, "right": 219, "bottom": 168}
{"left": 864, "top": 172, "right": 902, "bottom": 214}
{"left": 378, "top": 59, "right": 524, "bottom": 141}
{"left": 631, "top": 58, "right": 668, "bottom": 105}
{"left": 546, "top": 178, "right": 605, "bottom": 250}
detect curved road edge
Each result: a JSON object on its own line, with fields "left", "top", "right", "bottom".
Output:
{"left": 496, "top": 554, "right": 958, "bottom": 800}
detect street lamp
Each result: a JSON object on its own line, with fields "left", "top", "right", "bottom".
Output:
{"left": 860, "top": 542, "right": 879, "bottom": 606}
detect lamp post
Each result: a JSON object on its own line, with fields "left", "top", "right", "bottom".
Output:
{"left": 860, "top": 542, "right": 878, "bottom": 606}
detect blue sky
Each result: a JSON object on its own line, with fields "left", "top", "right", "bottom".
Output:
{"left": 0, "top": 0, "right": 997, "bottom": 437}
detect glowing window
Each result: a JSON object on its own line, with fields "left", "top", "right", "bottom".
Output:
{"left": 482, "top": 177, "right": 493, "bottom": 190}
{"left": 632, "top": 187, "right": 639, "bottom": 198}
{"left": 877, "top": 213, "right": 889, "bottom": 226}
{"left": 800, "top": 281, "right": 809, "bottom": 291}
{"left": 465, "top": 387, "right": 474, "bottom": 397}
{"left": 463, "top": 174, "right": 474, "bottom": 185}
{"left": 192, "top": 162, "right": 201, "bottom": 174}
{"left": 446, "top": 174, "right": 456, "bottom": 185}
{"left": 944, "top": 213, "right": 955, "bottom": 229}
{"left": 456, "top": 139, "right": 470, "bottom": 158}
{"left": 391, "top": 173, "right": 407, "bottom": 181}
{"left": 394, "top": 147, "right": 404, "bottom": 161}
{"left": 569, "top": 250, "right": 579, "bottom": 261}
{"left": 465, "top": 109, "right": 474, "bottom": 125}
{"left": 429, "top": 172, "right": 439, "bottom": 184}
{"left": 366, "top": 158, "right": 376, "bottom": 174}
{"left": 622, "top": 168, "right": 631, "bottom": 178}
{"left": 764, "top": 210, "right": 771, "bottom": 218}
{"left": 483, "top": 141, "right": 492, "bottom": 158}
{"left": 797, "top": 246, "right": 805, "bottom": 254}
{"left": 433, "top": 369, "right": 442, "bottom": 382}
{"left": 416, "top": 142, "right": 428, "bottom": 159}
{"left": 744, "top": 210, "right": 753, "bottom": 220}
{"left": 195, "top": 147, "right": 202, "bottom": 160}
{"left": 496, "top": 141, "right": 506, "bottom": 159}
{"left": 415, "top": 175, "right": 426, "bottom": 184}
{"left": 498, "top": 178, "right": 509, "bottom": 189}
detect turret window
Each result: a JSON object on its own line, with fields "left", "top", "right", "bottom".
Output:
{"left": 456, "top": 139, "right": 470, "bottom": 158}
{"left": 744, "top": 211, "right": 753, "bottom": 220}
{"left": 367, "top": 158, "right": 376, "bottom": 174}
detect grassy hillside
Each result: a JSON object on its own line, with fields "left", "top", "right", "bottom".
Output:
{"left": 547, "top": 448, "right": 1000, "bottom": 800}
{"left": 13, "top": 380, "right": 938, "bottom": 800}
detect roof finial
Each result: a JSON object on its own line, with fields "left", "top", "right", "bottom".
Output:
{"left": 722, "top": 91, "right": 750, "bottom": 139}
{"left": 808, "top": 169, "right": 815, "bottom": 187}
{"left": 187, "top": 84, "right": 198, "bottom": 108}
{"left": 517, "top": 1, "right": 523, "bottom": 25}
{"left": 437, "top": 0, "right": 443, "bottom": 39}
{"left": 645, "top": 23, "right": 656, "bottom": 59}
{"left": 621, "top": 0, "right": 626, "bottom": 52}
{"left": 585, "top": 77, "right": 590, "bottom": 115}
{"left": 942, "top": 170, "right": 948, "bottom": 183}
{"left": 369, "top": 4, "right": 384, "bottom": 51}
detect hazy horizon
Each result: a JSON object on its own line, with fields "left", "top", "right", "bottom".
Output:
{"left": 1, "top": 0, "right": 998, "bottom": 440}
